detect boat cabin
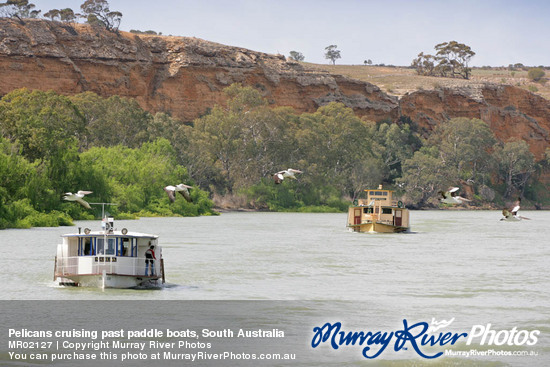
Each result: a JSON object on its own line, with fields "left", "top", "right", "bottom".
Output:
{"left": 347, "top": 185, "right": 410, "bottom": 233}
{"left": 54, "top": 217, "right": 164, "bottom": 288}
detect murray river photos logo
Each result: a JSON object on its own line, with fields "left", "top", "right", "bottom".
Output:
{"left": 311, "top": 318, "right": 540, "bottom": 359}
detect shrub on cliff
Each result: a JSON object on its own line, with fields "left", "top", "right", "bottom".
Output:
{"left": 528, "top": 67, "right": 546, "bottom": 82}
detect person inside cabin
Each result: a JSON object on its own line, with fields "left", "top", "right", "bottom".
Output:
{"left": 145, "top": 244, "right": 156, "bottom": 276}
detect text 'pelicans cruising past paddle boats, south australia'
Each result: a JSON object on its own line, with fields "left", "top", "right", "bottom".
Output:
{"left": 347, "top": 185, "right": 410, "bottom": 233}
{"left": 54, "top": 213, "right": 165, "bottom": 288}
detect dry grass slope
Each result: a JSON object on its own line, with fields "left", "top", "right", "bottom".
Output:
{"left": 303, "top": 63, "right": 550, "bottom": 100}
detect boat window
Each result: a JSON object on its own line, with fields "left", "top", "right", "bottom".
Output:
{"left": 369, "top": 191, "right": 375, "bottom": 195}
{"left": 363, "top": 207, "right": 373, "bottom": 214}
{"left": 383, "top": 192, "right": 388, "bottom": 196}
{"left": 84, "top": 238, "right": 92, "bottom": 255}
{"left": 106, "top": 238, "right": 116, "bottom": 255}
{"left": 120, "top": 238, "right": 130, "bottom": 256}
{"left": 382, "top": 208, "right": 392, "bottom": 214}
{"left": 96, "top": 238, "right": 104, "bottom": 255}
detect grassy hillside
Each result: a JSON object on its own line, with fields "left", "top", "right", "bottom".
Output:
{"left": 303, "top": 64, "right": 550, "bottom": 100}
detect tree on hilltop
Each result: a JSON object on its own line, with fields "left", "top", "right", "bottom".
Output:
{"left": 0, "top": 0, "right": 40, "bottom": 24}
{"left": 43, "top": 8, "right": 59, "bottom": 21}
{"left": 289, "top": 51, "right": 305, "bottom": 62}
{"left": 44, "top": 8, "right": 77, "bottom": 23}
{"left": 324, "top": 45, "right": 341, "bottom": 65}
{"left": 80, "top": 0, "right": 122, "bottom": 32}
{"left": 435, "top": 41, "right": 475, "bottom": 79}
{"left": 412, "top": 41, "right": 475, "bottom": 79}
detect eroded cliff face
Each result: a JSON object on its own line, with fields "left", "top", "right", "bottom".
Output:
{"left": 1, "top": 19, "right": 549, "bottom": 159}
{"left": 400, "top": 85, "right": 550, "bottom": 159}
{"left": 0, "top": 18, "right": 398, "bottom": 122}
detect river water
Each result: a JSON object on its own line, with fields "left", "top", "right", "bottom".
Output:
{"left": 1, "top": 211, "right": 549, "bottom": 366}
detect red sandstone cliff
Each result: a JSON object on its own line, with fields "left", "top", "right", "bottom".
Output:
{"left": 0, "top": 18, "right": 397, "bottom": 122}
{"left": 1, "top": 19, "right": 549, "bottom": 159}
{"left": 400, "top": 85, "right": 550, "bottom": 159}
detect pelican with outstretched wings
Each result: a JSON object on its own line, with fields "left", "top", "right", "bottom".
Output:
{"left": 164, "top": 184, "right": 193, "bottom": 203}
{"left": 63, "top": 191, "right": 93, "bottom": 209}
{"left": 272, "top": 168, "right": 302, "bottom": 184}
{"left": 438, "top": 187, "right": 471, "bottom": 205}
{"left": 501, "top": 198, "right": 530, "bottom": 221}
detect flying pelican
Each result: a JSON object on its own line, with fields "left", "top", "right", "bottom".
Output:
{"left": 501, "top": 198, "right": 530, "bottom": 221}
{"left": 272, "top": 168, "right": 302, "bottom": 184}
{"left": 63, "top": 190, "right": 93, "bottom": 209}
{"left": 438, "top": 187, "right": 471, "bottom": 205}
{"left": 164, "top": 184, "right": 193, "bottom": 203}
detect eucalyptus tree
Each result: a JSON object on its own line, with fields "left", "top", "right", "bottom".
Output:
{"left": 43, "top": 8, "right": 60, "bottom": 20}
{"left": 493, "top": 140, "right": 536, "bottom": 198}
{"left": 398, "top": 146, "right": 448, "bottom": 206}
{"left": 434, "top": 41, "right": 475, "bottom": 79}
{"left": 427, "top": 118, "right": 496, "bottom": 185}
{"left": 0, "top": 0, "right": 40, "bottom": 23}
{"left": 324, "top": 45, "right": 341, "bottom": 65}
{"left": 0, "top": 89, "right": 86, "bottom": 162}
{"left": 289, "top": 51, "right": 305, "bottom": 62}
{"left": 80, "top": 0, "right": 122, "bottom": 31}
{"left": 295, "top": 102, "right": 382, "bottom": 199}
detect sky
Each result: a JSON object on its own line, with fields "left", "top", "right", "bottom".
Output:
{"left": 34, "top": 0, "right": 550, "bottom": 67}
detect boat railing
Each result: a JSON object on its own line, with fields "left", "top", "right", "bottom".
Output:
{"left": 356, "top": 199, "right": 399, "bottom": 207}
{"left": 54, "top": 256, "right": 161, "bottom": 277}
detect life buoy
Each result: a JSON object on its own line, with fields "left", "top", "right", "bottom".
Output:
{"left": 353, "top": 199, "right": 358, "bottom": 206}
{"left": 121, "top": 228, "right": 128, "bottom": 235}
{"left": 397, "top": 201, "right": 404, "bottom": 208}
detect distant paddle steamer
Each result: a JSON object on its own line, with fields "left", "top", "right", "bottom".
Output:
{"left": 54, "top": 214, "right": 165, "bottom": 288}
{"left": 347, "top": 185, "right": 410, "bottom": 233}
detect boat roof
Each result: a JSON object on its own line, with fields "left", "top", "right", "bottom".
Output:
{"left": 62, "top": 230, "right": 158, "bottom": 239}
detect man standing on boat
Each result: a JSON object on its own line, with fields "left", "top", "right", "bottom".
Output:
{"left": 145, "top": 245, "right": 156, "bottom": 276}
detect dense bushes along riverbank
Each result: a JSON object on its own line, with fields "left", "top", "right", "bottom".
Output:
{"left": 1, "top": 86, "right": 547, "bottom": 228}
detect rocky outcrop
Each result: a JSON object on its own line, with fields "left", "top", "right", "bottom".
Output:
{"left": 400, "top": 84, "right": 550, "bottom": 159}
{"left": 0, "top": 18, "right": 398, "bottom": 122}
{"left": 1, "top": 19, "right": 549, "bottom": 159}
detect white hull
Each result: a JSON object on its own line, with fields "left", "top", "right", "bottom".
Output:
{"left": 58, "top": 274, "right": 161, "bottom": 288}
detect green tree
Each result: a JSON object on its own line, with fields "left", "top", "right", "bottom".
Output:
{"left": 70, "top": 92, "right": 151, "bottom": 148}
{"left": 80, "top": 0, "right": 121, "bottom": 31}
{"left": 398, "top": 146, "right": 447, "bottom": 206}
{"left": 434, "top": 41, "right": 475, "bottom": 79}
{"left": 493, "top": 140, "right": 536, "bottom": 198}
{"left": 43, "top": 8, "right": 59, "bottom": 21}
{"left": 0, "top": 0, "right": 40, "bottom": 23}
{"left": 0, "top": 89, "right": 86, "bottom": 162}
{"left": 427, "top": 118, "right": 496, "bottom": 184}
{"left": 370, "top": 122, "right": 419, "bottom": 181}
{"left": 413, "top": 41, "right": 475, "bottom": 79}
{"left": 527, "top": 67, "right": 545, "bottom": 82}
{"left": 80, "top": 139, "right": 213, "bottom": 216}
{"left": 411, "top": 52, "right": 436, "bottom": 76}
{"left": 187, "top": 84, "right": 296, "bottom": 193}
{"left": 295, "top": 102, "right": 382, "bottom": 198}
{"left": 59, "top": 8, "right": 77, "bottom": 23}
{"left": 289, "top": 51, "right": 305, "bottom": 62}
{"left": 324, "top": 45, "right": 341, "bottom": 65}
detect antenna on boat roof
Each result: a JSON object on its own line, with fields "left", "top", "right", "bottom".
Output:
{"left": 88, "top": 202, "right": 118, "bottom": 219}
